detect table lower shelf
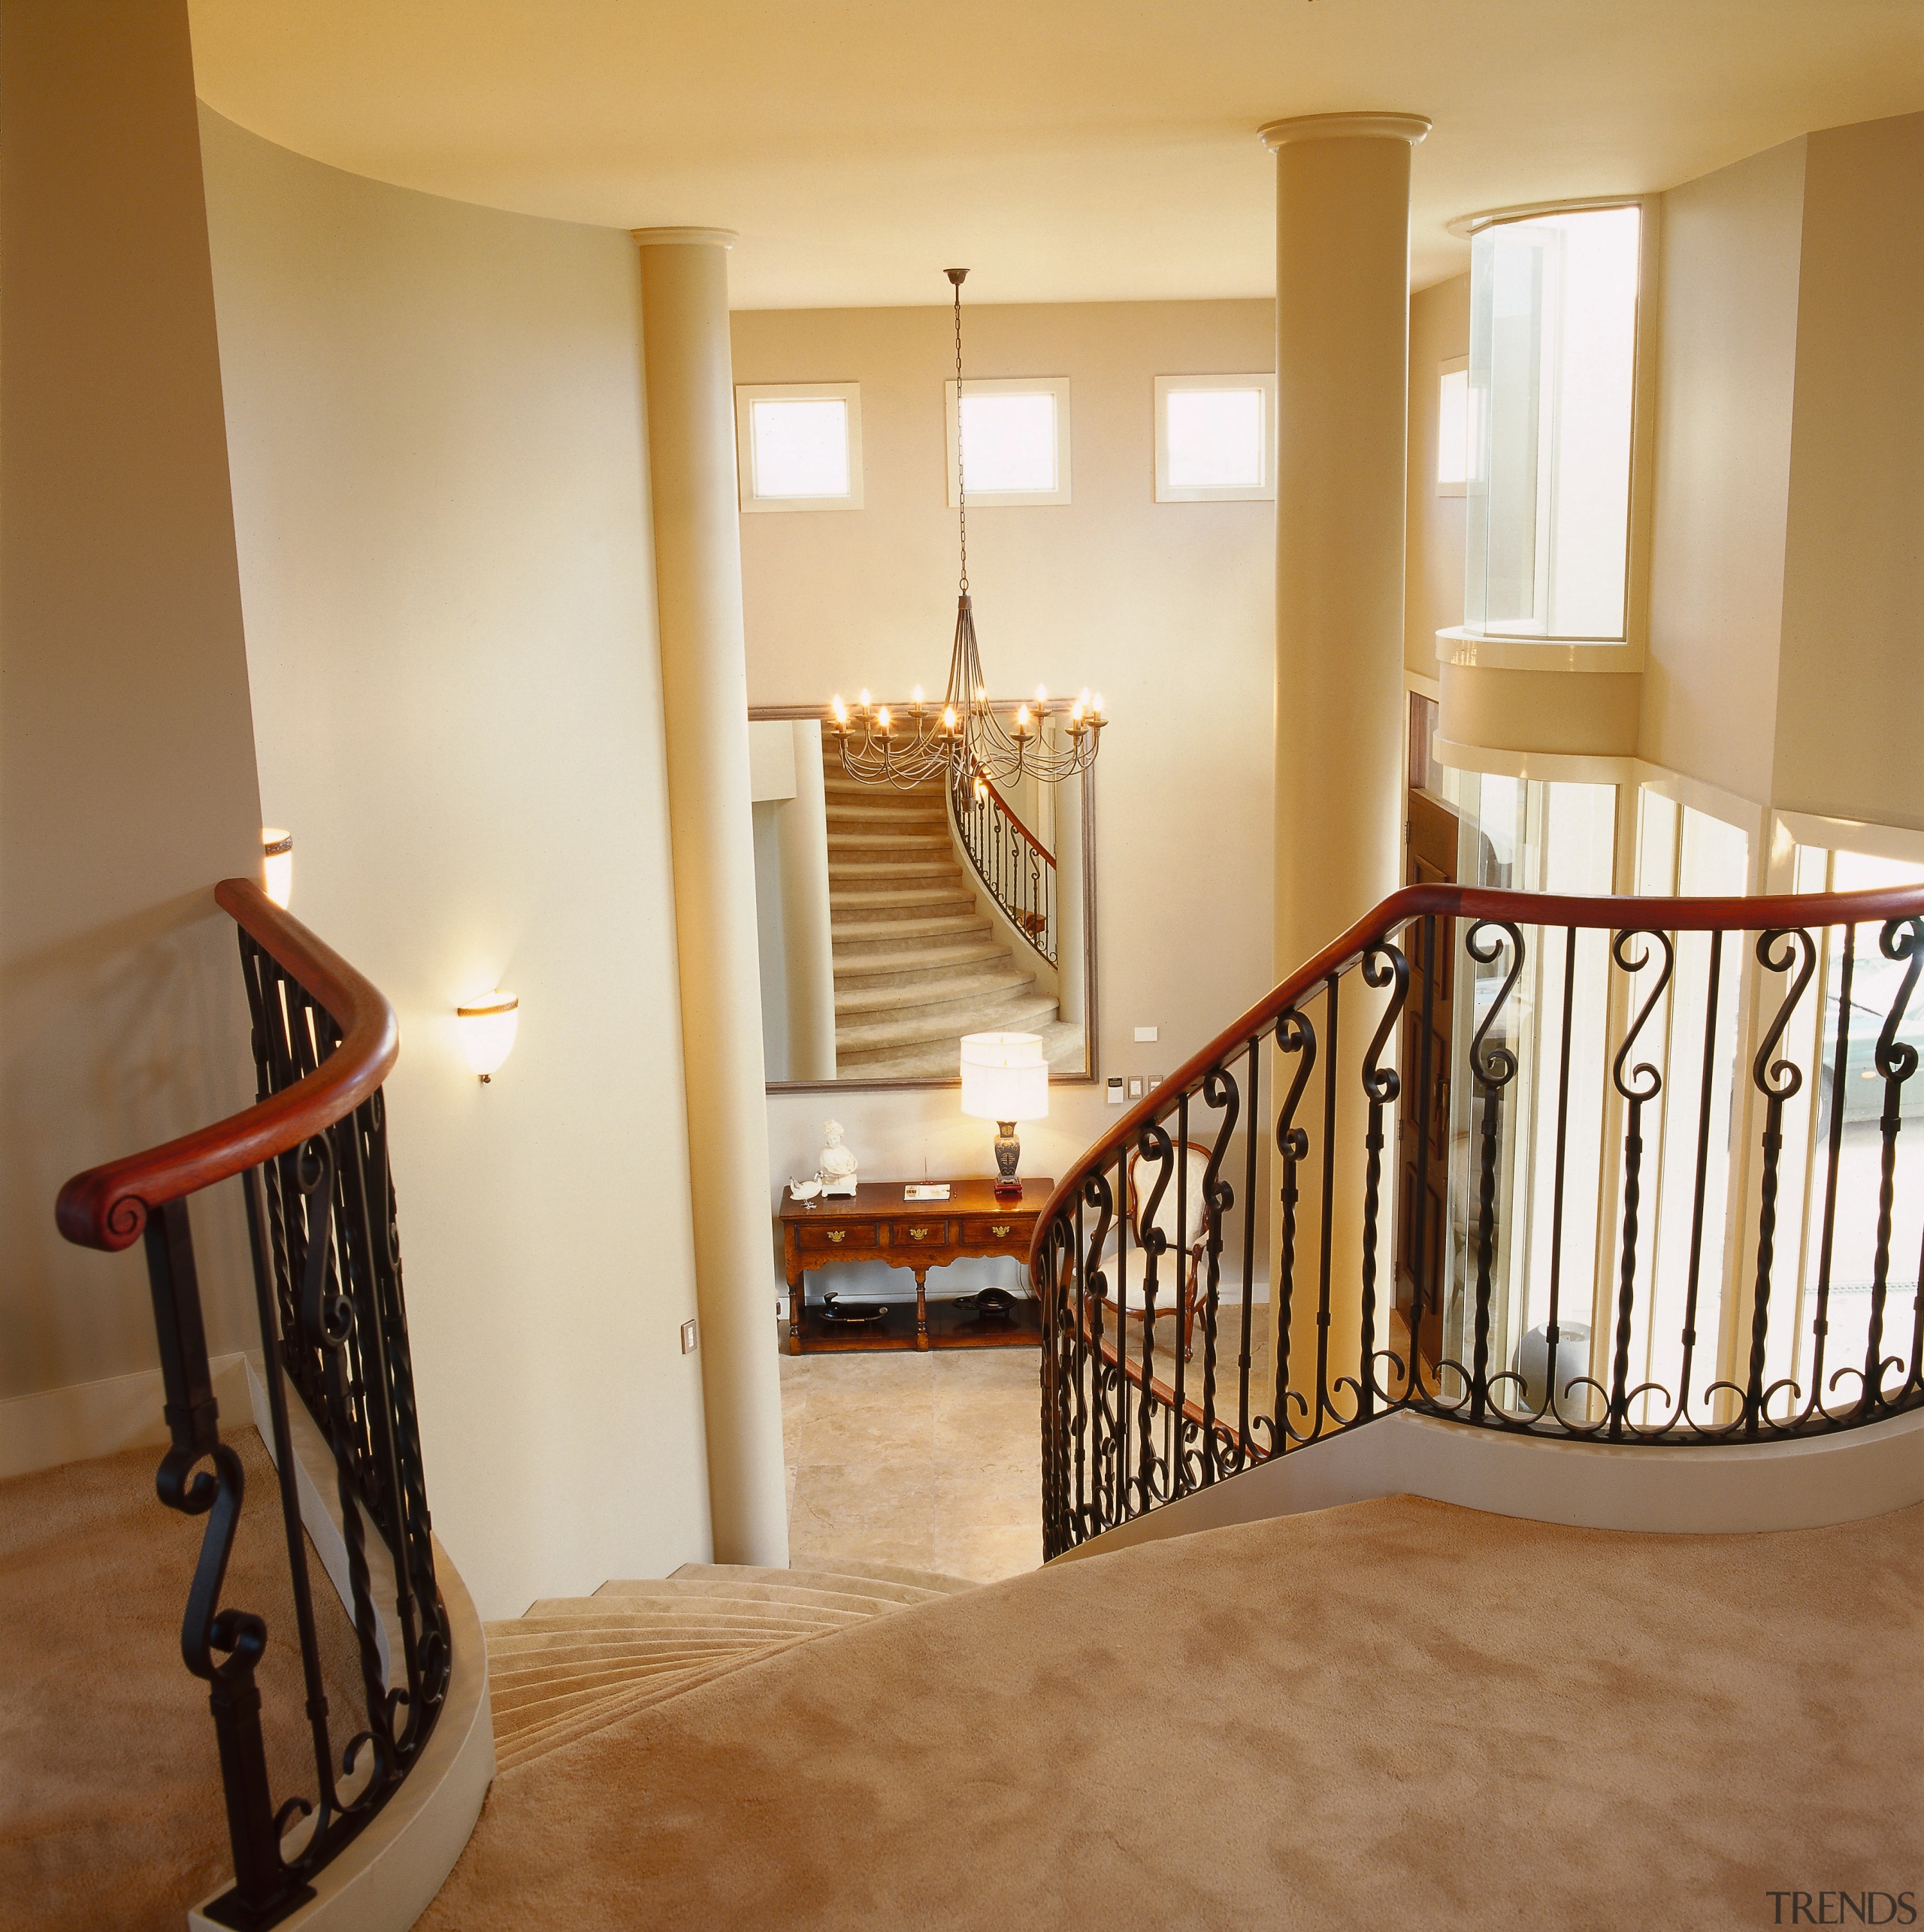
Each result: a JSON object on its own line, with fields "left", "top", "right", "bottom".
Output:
{"left": 792, "top": 1297, "right": 1042, "bottom": 1354}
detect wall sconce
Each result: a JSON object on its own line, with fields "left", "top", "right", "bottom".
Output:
{"left": 457, "top": 991, "right": 519, "bottom": 1082}
{"left": 262, "top": 828, "right": 293, "bottom": 910}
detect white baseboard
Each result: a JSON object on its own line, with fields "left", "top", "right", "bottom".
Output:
{"left": 0, "top": 1353, "right": 250, "bottom": 1481}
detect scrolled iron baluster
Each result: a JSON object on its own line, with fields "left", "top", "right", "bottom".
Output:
{"left": 144, "top": 1199, "right": 313, "bottom": 1923}
{"left": 1459, "top": 921, "right": 1523, "bottom": 1427}
{"left": 1740, "top": 926, "right": 1818, "bottom": 1435}
{"left": 1603, "top": 928, "right": 1675, "bottom": 1439}
{"left": 1128, "top": 1122, "right": 1173, "bottom": 1515}
{"left": 1195, "top": 1065, "right": 1240, "bottom": 1486}
{"left": 1856, "top": 916, "right": 1924, "bottom": 1416}
{"left": 1339, "top": 939, "right": 1408, "bottom": 1423}
{"left": 1080, "top": 1169, "right": 1118, "bottom": 1538}
{"left": 1230, "top": 1037, "right": 1260, "bottom": 1472}
{"left": 1254, "top": 1008, "right": 1317, "bottom": 1454}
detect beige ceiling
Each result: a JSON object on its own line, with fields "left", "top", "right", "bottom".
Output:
{"left": 188, "top": 0, "right": 1924, "bottom": 308}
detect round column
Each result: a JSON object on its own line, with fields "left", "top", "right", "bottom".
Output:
{"left": 634, "top": 227, "right": 788, "bottom": 1567}
{"left": 1263, "top": 112, "right": 1429, "bottom": 968}
{"left": 1258, "top": 113, "right": 1429, "bottom": 1413}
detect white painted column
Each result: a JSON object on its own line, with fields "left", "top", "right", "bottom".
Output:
{"left": 1263, "top": 111, "right": 1429, "bottom": 969}
{"left": 1259, "top": 113, "right": 1429, "bottom": 1404}
{"left": 634, "top": 228, "right": 788, "bottom": 1567}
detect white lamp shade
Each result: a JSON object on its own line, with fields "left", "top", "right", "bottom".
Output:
{"left": 960, "top": 1032, "right": 1048, "bottom": 1122}
{"left": 457, "top": 992, "right": 519, "bottom": 1077}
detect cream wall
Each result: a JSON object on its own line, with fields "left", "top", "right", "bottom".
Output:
{"left": 1405, "top": 274, "right": 1471, "bottom": 681}
{"left": 1641, "top": 138, "right": 1808, "bottom": 804}
{"left": 1774, "top": 112, "right": 1924, "bottom": 830}
{"left": 731, "top": 302, "right": 1276, "bottom": 1233}
{"left": 199, "top": 111, "right": 712, "bottom": 1618}
{"left": 0, "top": 2, "right": 263, "bottom": 1417}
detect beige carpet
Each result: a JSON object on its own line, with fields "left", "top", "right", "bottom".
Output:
{"left": 0, "top": 1435, "right": 368, "bottom": 1932}
{"left": 423, "top": 1494, "right": 1923, "bottom": 1930}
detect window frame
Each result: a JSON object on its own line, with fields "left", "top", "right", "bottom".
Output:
{"left": 734, "top": 382, "right": 864, "bottom": 514}
{"left": 1152, "top": 373, "right": 1278, "bottom": 503}
{"left": 943, "top": 376, "right": 1072, "bottom": 508}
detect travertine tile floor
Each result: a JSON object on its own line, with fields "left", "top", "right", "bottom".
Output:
{"left": 776, "top": 1312, "right": 1278, "bottom": 1583}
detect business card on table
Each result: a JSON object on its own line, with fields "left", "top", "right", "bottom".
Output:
{"left": 903, "top": 1184, "right": 951, "bottom": 1202}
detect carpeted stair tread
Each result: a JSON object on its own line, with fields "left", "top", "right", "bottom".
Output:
{"left": 673, "top": 1560, "right": 978, "bottom": 1600}
{"left": 484, "top": 1558, "right": 977, "bottom": 1773}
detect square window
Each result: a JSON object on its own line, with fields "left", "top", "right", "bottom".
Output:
{"left": 944, "top": 378, "right": 1071, "bottom": 506}
{"left": 1153, "top": 375, "right": 1276, "bottom": 502}
{"left": 1437, "top": 358, "right": 1469, "bottom": 495}
{"left": 735, "top": 382, "right": 863, "bottom": 512}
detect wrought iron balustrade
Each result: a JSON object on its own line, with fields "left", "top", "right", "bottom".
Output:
{"left": 57, "top": 879, "right": 447, "bottom": 1930}
{"left": 951, "top": 766, "right": 1057, "bottom": 965}
{"left": 1033, "top": 881, "right": 1924, "bottom": 1561}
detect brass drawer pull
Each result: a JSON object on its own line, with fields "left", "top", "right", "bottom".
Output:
{"left": 991, "top": 1223, "right": 1012, "bottom": 1238}
{"left": 908, "top": 1226, "right": 931, "bottom": 1241}
{"left": 826, "top": 1229, "right": 846, "bottom": 1244}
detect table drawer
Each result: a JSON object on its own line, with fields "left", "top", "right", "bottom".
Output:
{"left": 797, "top": 1222, "right": 876, "bottom": 1253}
{"left": 885, "top": 1219, "right": 952, "bottom": 1248}
{"left": 961, "top": 1214, "right": 1031, "bottom": 1245}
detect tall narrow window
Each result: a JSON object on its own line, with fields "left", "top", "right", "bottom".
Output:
{"left": 1435, "top": 357, "right": 1469, "bottom": 496}
{"left": 1465, "top": 205, "right": 1641, "bottom": 640}
{"left": 736, "top": 383, "right": 863, "bottom": 512}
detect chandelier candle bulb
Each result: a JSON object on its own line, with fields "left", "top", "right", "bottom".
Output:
{"left": 876, "top": 705, "right": 891, "bottom": 733}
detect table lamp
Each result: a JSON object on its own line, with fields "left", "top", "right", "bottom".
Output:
{"left": 960, "top": 1032, "right": 1048, "bottom": 1202}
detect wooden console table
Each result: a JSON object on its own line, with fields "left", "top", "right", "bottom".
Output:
{"left": 779, "top": 1178, "right": 1052, "bottom": 1355}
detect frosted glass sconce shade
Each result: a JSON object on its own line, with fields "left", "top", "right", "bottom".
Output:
{"left": 458, "top": 992, "right": 519, "bottom": 1081}
{"left": 262, "top": 828, "right": 293, "bottom": 910}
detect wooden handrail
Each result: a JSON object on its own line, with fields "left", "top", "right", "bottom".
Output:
{"left": 56, "top": 878, "right": 399, "bottom": 1253}
{"left": 1032, "top": 877, "right": 1924, "bottom": 1268}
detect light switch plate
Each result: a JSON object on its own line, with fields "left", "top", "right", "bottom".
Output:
{"left": 1134, "top": 1026, "right": 1158, "bottom": 1042}
{"left": 681, "top": 1319, "right": 699, "bottom": 1355}
{"left": 1147, "top": 1074, "right": 1163, "bottom": 1090}
{"left": 1128, "top": 1077, "right": 1144, "bottom": 1099}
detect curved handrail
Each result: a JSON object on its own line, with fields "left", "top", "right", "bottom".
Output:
{"left": 1032, "top": 878, "right": 1924, "bottom": 1266}
{"left": 56, "top": 877, "right": 398, "bottom": 1252}
{"left": 976, "top": 771, "right": 1054, "bottom": 867}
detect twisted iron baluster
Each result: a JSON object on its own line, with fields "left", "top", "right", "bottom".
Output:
{"left": 1671, "top": 929, "right": 1726, "bottom": 1436}
{"left": 1312, "top": 975, "right": 1340, "bottom": 1439}
{"left": 1081, "top": 1169, "right": 1117, "bottom": 1538}
{"left": 1857, "top": 917, "right": 1923, "bottom": 1416}
{"left": 1406, "top": 915, "right": 1440, "bottom": 1409}
{"left": 1266, "top": 1009, "right": 1317, "bottom": 1450}
{"left": 1131, "top": 1123, "right": 1172, "bottom": 1513}
{"left": 1349, "top": 939, "right": 1408, "bottom": 1422}
{"left": 1196, "top": 1065, "right": 1240, "bottom": 1485}
{"left": 1741, "top": 927, "right": 1818, "bottom": 1435}
{"left": 1462, "top": 921, "right": 1523, "bottom": 1427}
{"left": 1233, "top": 1038, "right": 1260, "bottom": 1468}
{"left": 1605, "top": 929, "right": 1674, "bottom": 1439}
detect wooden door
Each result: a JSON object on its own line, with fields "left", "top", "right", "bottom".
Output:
{"left": 1396, "top": 788, "right": 1459, "bottom": 1378}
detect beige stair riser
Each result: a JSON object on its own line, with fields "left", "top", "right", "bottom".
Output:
{"left": 835, "top": 972, "right": 1036, "bottom": 1023}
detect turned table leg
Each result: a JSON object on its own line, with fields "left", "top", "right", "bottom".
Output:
{"left": 788, "top": 1269, "right": 804, "bottom": 1355}
{"left": 914, "top": 1269, "right": 930, "bottom": 1350}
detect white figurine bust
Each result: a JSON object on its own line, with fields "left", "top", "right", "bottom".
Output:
{"left": 816, "top": 1119, "right": 858, "bottom": 1197}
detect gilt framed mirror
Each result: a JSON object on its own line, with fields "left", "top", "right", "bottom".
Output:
{"left": 747, "top": 706, "right": 1098, "bottom": 1090}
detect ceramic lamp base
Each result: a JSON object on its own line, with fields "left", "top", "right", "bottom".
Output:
{"left": 993, "top": 1121, "right": 1023, "bottom": 1200}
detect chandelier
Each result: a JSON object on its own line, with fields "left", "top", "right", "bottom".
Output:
{"left": 828, "top": 268, "right": 1107, "bottom": 791}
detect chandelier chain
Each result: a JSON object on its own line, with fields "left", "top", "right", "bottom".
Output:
{"left": 953, "top": 274, "right": 968, "bottom": 595}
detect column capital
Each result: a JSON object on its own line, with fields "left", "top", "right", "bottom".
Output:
{"left": 631, "top": 225, "right": 737, "bottom": 249}
{"left": 1258, "top": 112, "right": 1430, "bottom": 150}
